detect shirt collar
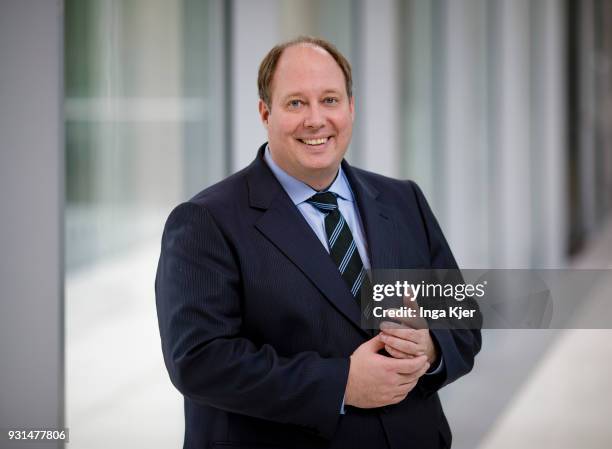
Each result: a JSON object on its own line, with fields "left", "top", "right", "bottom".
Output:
{"left": 264, "top": 144, "right": 354, "bottom": 205}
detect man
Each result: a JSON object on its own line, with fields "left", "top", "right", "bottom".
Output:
{"left": 156, "top": 36, "right": 481, "bottom": 449}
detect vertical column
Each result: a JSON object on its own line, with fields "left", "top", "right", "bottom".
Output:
{"left": 491, "top": 0, "right": 533, "bottom": 268}
{"left": 441, "top": 0, "right": 490, "bottom": 267}
{"left": 0, "top": 0, "right": 64, "bottom": 447}
{"left": 182, "top": 0, "right": 227, "bottom": 191}
{"left": 357, "top": 0, "right": 400, "bottom": 177}
{"left": 577, "top": 0, "right": 597, "bottom": 237}
{"left": 531, "top": 0, "right": 567, "bottom": 267}
{"left": 231, "top": 0, "right": 280, "bottom": 171}
{"left": 400, "top": 0, "right": 433, "bottom": 191}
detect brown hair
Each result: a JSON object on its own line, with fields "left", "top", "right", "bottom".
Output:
{"left": 257, "top": 36, "right": 353, "bottom": 109}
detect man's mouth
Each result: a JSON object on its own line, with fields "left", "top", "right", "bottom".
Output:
{"left": 298, "top": 137, "right": 330, "bottom": 146}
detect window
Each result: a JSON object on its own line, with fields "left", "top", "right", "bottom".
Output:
{"left": 65, "top": 1, "right": 225, "bottom": 446}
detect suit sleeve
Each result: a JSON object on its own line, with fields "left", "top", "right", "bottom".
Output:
{"left": 407, "top": 181, "right": 483, "bottom": 394}
{"left": 155, "top": 202, "right": 349, "bottom": 439}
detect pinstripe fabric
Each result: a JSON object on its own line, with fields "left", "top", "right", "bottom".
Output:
{"left": 307, "top": 192, "right": 369, "bottom": 298}
{"left": 155, "top": 144, "right": 481, "bottom": 448}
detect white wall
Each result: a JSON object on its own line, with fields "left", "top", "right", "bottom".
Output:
{"left": 0, "top": 1, "right": 64, "bottom": 447}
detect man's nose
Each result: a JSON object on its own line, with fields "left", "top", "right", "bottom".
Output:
{"left": 303, "top": 104, "right": 325, "bottom": 129}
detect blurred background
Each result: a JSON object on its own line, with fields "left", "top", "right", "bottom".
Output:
{"left": 1, "top": 0, "right": 612, "bottom": 448}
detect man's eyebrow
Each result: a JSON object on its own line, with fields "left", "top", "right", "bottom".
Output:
{"left": 282, "top": 89, "right": 343, "bottom": 100}
{"left": 321, "top": 89, "right": 342, "bottom": 96}
{"left": 282, "top": 92, "right": 306, "bottom": 100}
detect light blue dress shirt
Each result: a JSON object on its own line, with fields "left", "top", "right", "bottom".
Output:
{"left": 263, "top": 146, "right": 443, "bottom": 413}
{"left": 264, "top": 146, "right": 370, "bottom": 269}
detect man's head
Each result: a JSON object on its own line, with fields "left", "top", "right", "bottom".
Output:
{"left": 257, "top": 36, "right": 354, "bottom": 190}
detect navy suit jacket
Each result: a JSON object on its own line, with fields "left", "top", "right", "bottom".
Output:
{"left": 155, "top": 144, "right": 481, "bottom": 449}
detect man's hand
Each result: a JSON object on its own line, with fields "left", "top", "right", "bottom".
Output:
{"left": 344, "top": 336, "right": 430, "bottom": 408}
{"left": 379, "top": 293, "right": 438, "bottom": 364}
{"left": 379, "top": 321, "right": 438, "bottom": 364}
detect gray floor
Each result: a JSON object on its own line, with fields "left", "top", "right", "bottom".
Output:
{"left": 445, "top": 220, "right": 612, "bottom": 449}
{"left": 66, "top": 243, "right": 184, "bottom": 448}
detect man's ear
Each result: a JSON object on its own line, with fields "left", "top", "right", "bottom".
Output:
{"left": 258, "top": 99, "right": 270, "bottom": 127}
{"left": 349, "top": 96, "right": 355, "bottom": 122}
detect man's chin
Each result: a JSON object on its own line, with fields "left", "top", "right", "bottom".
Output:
{"left": 299, "top": 155, "right": 340, "bottom": 173}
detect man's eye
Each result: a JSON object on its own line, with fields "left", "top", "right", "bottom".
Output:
{"left": 323, "top": 97, "right": 339, "bottom": 105}
{"left": 288, "top": 99, "right": 303, "bottom": 108}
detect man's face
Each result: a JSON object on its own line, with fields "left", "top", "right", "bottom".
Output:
{"left": 259, "top": 44, "right": 354, "bottom": 190}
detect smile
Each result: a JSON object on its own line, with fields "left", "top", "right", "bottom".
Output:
{"left": 298, "top": 137, "right": 330, "bottom": 146}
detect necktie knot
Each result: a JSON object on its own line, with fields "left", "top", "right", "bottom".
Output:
{"left": 307, "top": 192, "right": 338, "bottom": 213}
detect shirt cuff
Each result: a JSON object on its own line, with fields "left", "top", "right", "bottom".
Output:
{"left": 425, "top": 355, "right": 444, "bottom": 375}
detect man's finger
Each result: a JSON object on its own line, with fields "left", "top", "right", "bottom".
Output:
{"left": 381, "top": 334, "right": 423, "bottom": 355}
{"left": 380, "top": 322, "right": 422, "bottom": 343}
{"left": 387, "top": 354, "right": 429, "bottom": 375}
{"left": 398, "top": 359, "right": 431, "bottom": 381}
{"left": 403, "top": 290, "right": 416, "bottom": 303}
{"left": 380, "top": 320, "right": 419, "bottom": 334}
{"left": 379, "top": 303, "right": 428, "bottom": 329}
{"left": 364, "top": 334, "right": 387, "bottom": 352}
{"left": 384, "top": 344, "right": 412, "bottom": 359}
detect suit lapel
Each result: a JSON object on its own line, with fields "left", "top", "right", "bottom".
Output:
{"left": 342, "top": 162, "right": 398, "bottom": 270}
{"left": 343, "top": 161, "right": 427, "bottom": 270}
{"left": 245, "top": 146, "right": 426, "bottom": 335}
{"left": 247, "top": 146, "right": 368, "bottom": 336}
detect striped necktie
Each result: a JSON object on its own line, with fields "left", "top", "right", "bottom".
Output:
{"left": 307, "top": 192, "right": 368, "bottom": 298}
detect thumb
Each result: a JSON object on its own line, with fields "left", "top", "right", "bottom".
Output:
{"left": 362, "top": 334, "right": 386, "bottom": 352}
